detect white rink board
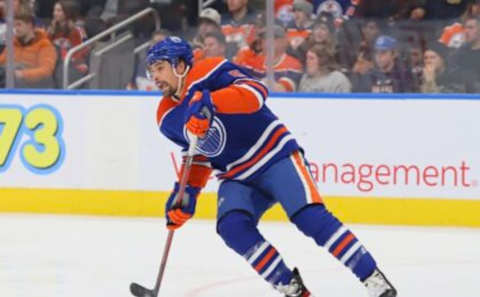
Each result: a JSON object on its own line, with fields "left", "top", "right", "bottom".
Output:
{"left": 0, "top": 92, "right": 479, "bottom": 199}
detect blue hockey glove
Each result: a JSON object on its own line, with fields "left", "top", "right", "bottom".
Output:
{"left": 184, "top": 90, "right": 214, "bottom": 138}
{"left": 165, "top": 182, "right": 201, "bottom": 230}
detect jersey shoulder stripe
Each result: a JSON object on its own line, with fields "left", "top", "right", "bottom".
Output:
{"left": 235, "top": 78, "right": 269, "bottom": 99}
{"left": 156, "top": 96, "right": 178, "bottom": 126}
{"left": 184, "top": 57, "right": 230, "bottom": 95}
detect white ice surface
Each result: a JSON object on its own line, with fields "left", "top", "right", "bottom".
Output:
{"left": 0, "top": 214, "right": 479, "bottom": 297}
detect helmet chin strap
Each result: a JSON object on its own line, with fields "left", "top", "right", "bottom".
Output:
{"left": 172, "top": 64, "right": 190, "bottom": 102}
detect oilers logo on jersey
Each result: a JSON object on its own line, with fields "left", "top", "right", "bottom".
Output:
{"left": 184, "top": 116, "right": 227, "bottom": 158}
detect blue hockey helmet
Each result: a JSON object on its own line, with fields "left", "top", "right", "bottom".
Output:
{"left": 146, "top": 36, "right": 194, "bottom": 68}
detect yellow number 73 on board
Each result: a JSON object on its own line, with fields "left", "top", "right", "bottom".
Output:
{"left": 0, "top": 105, "right": 64, "bottom": 173}
{"left": 0, "top": 107, "right": 23, "bottom": 169}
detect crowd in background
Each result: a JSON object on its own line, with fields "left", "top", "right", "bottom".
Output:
{"left": 1, "top": 0, "right": 480, "bottom": 93}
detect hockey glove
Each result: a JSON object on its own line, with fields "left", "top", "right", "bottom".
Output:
{"left": 184, "top": 90, "right": 214, "bottom": 138}
{"left": 165, "top": 182, "right": 201, "bottom": 230}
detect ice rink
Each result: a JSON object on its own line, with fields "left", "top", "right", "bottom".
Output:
{"left": 1, "top": 214, "right": 479, "bottom": 297}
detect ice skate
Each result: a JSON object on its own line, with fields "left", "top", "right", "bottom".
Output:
{"left": 276, "top": 268, "right": 312, "bottom": 297}
{"left": 363, "top": 268, "right": 397, "bottom": 297}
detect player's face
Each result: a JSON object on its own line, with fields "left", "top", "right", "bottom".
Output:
{"left": 148, "top": 61, "right": 178, "bottom": 96}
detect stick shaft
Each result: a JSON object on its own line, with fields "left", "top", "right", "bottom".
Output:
{"left": 152, "top": 135, "right": 198, "bottom": 296}
{"left": 152, "top": 229, "right": 174, "bottom": 295}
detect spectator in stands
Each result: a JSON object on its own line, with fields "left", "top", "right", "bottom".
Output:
{"left": 422, "top": 0, "right": 470, "bottom": 21}
{"left": 1, "top": 0, "right": 43, "bottom": 26}
{"left": 313, "top": 0, "right": 356, "bottom": 19}
{"left": 0, "top": 7, "right": 57, "bottom": 88}
{"left": 235, "top": 25, "right": 303, "bottom": 92}
{"left": 406, "top": 43, "right": 423, "bottom": 89}
{"left": 1, "top": 0, "right": 47, "bottom": 52}
{"left": 232, "top": 12, "right": 264, "bottom": 67}
{"left": 298, "top": 43, "right": 351, "bottom": 92}
{"left": 47, "top": 0, "right": 88, "bottom": 76}
{"left": 408, "top": 6, "right": 426, "bottom": 21}
{"left": 309, "top": 13, "right": 336, "bottom": 51}
{"left": 464, "top": 0, "right": 480, "bottom": 19}
{"left": 439, "top": 0, "right": 480, "bottom": 48}
{"left": 352, "top": 35, "right": 414, "bottom": 93}
{"left": 379, "top": 1, "right": 426, "bottom": 21}
{"left": 351, "top": 49, "right": 374, "bottom": 76}
{"left": 222, "top": 0, "right": 258, "bottom": 51}
{"left": 354, "top": 0, "right": 402, "bottom": 19}
{"left": 149, "top": 0, "right": 191, "bottom": 33}
{"left": 340, "top": 18, "right": 380, "bottom": 75}
{"left": 285, "top": 0, "right": 314, "bottom": 51}
{"left": 453, "top": 16, "right": 480, "bottom": 92}
{"left": 360, "top": 18, "right": 382, "bottom": 48}
{"left": 68, "top": 1, "right": 106, "bottom": 35}
{"left": 12, "top": 0, "right": 33, "bottom": 12}
{"left": 192, "top": 8, "right": 222, "bottom": 50}
{"left": 420, "top": 41, "right": 467, "bottom": 93}
{"left": 203, "top": 31, "right": 228, "bottom": 59}
{"left": 391, "top": 0, "right": 470, "bottom": 45}
{"left": 191, "top": 9, "right": 232, "bottom": 63}
{"left": 290, "top": 13, "right": 336, "bottom": 64}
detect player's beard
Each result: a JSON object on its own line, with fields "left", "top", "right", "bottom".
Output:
{"left": 157, "top": 81, "right": 175, "bottom": 97}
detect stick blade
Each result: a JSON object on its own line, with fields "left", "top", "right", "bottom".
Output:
{"left": 130, "top": 282, "right": 155, "bottom": 297}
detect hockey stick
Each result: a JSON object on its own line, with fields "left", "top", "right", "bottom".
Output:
{"left": 130, "top": 134, "right": 199, "bottom": 297}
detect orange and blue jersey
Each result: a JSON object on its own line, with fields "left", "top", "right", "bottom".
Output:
{"left": 156, "top": 57, "right": 300, "bottom": 186}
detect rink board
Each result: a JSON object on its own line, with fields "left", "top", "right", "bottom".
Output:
{"left": 0, "top": 90, "right": 479, "bottom": 226}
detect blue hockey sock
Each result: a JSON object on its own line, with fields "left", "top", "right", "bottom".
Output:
{"left": 217, "top": 211, "right": 293, "bottom": 286}
{"left": 292, "top": 205, "right": 377, "bottom": 281}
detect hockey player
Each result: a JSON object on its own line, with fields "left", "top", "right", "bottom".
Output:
{"left": 147, "top": 36, "right": 397, "bottom": 297}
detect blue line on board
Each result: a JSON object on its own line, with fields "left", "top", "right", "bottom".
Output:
{"left": 0, "top": 88, "right": 479, "bottom": 100}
